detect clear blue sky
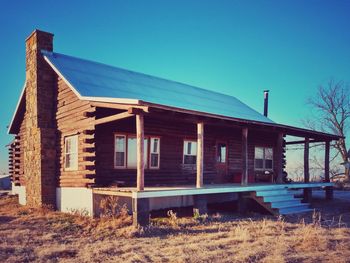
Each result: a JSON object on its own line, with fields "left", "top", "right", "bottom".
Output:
{"left": 0, "top": 0, "right": 349, "bottom": 173}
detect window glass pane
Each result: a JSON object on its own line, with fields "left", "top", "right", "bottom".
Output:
{"left": 191, "top": 142, "right": 197, "bottom": 155}
{"left": 151, "top": 138, "right": 159, "bottom": 153}
{"left": 183, "top": 141, "right": 188, "bottom": 155}
{"left": 150, "top": 138, "right": 159, "bottom": 168}
{"left": 115, "top": 136, "right": 125, "bottom": 152}
{"left": 71, "top": 136, "right": 77, "bottom": 154}
{"left": 115, "top": 152, "right": 125, "bottom": 167}
{"left": 127, "top": 137, "right": 137, "bottom": 168}
{"left": 151, "top": 153, "right": 159, "bottom": 167}
{"left": 255, "top": 159, "right": 264, "bottom": 169}
{"left": 70, "top": 153, "right": 77, "bottom": 169}
{"left": 255, "top": 147, "right": 264, "bottom": 159}
{"left": 265, "top": 159, "right": 273, "bottom": 169}
{"left": 265, "top": 148, "right": 273, "bottom": 160}
{"left": 65, "top": 135, "right": 78, "bottom": 170}
{"left": 187, "top": 142, "right": 191, "bottom": 155}
{"left": 65, "top": 153, "right": 71, "bottom": 168}
{"left": 127, "top": 137, "right": 148, "bottom": 168}
{"left": 65, "top": 139, "right": 71, "bottom": 154}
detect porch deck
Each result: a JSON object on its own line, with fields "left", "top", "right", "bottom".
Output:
{"left": 93, "top": 182, "right": 333, "bottom": 199}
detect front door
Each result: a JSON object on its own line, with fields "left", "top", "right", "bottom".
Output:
{"left": 215, "top": 141, "right": 228, "bottom": 183}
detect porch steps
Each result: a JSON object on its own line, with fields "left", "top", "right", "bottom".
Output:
{"left": 251, "top": 188, "right": 313, "bottom": 215}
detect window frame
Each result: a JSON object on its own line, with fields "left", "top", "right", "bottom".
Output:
{"left": 183, "top": 139, "right": 197, "bottom": 165}
{"left": 114, "top": 133, "right": 160, "bottom": 170}
{"left": 149, "top": 137, "right": 161, "bottom": 169}
{"left": 114, "top": 134, "right": 127, "bottom": 169}
{"left": 64, "top": 134, "right": 78, "bottom": 171}
{"left": 216, "top": 140, "right": 228, "bottom": 165}
{"left": 254, "top": 146, "right": 274, "bottom": 171}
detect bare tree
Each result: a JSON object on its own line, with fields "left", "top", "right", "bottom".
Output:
{"left": 304, "top": 79, "right": 350, "bottom": 181}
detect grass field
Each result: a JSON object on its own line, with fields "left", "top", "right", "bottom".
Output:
{"left": 1, "top": 194, "right": 350, "bottom": 262}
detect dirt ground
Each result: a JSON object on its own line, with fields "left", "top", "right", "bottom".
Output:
{"left": 1, "top": 193, "right": 350, "bottom": 263}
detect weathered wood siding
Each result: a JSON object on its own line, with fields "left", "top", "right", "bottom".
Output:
{"left": 55, "top": 78, "right": 96, "bottom": 187}
{"left": 95, "top": 110, "right": 280, "bottom": 187}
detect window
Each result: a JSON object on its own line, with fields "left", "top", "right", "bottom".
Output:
{"left": 114, "top": 134, "right": 158, "bottom": 169}
{"left": 126, "top": 137, "right": 148, "bottom": 168}
{"left": 255, "top": 147, "right": 273, "bottom": 170}
{"left": 217, "top": 143, "right": 227, "bottom": 163}
{"left": 64, "top": 135, "right": 78, "bottom": 171}
{"left": 183, "top": 140, "right": 197, "bottom": 165}
{"left": 115, "top": 135, "right": 126, "bottom": 168}
{"left": 150, "top": 138, "right": 160, "bottom": 169}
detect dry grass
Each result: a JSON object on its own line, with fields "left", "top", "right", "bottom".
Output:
{"left": 1, "top": 195, "right": 350, "bottom": 262}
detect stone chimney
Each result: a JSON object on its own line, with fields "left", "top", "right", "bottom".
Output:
{"left": 24, "top": 30, "right": 57, "bottom": 207}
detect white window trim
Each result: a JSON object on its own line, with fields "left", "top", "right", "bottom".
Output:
{"left": 254, "top": 146, "right": 274, "bottom": 171}
{"left": 149, "top": 137, "right": 160, "bottom": 169}
{"left": 64, "top": 135, "right": 78, "bottom": 171}
{"left": 114, "top": 134, "right": 126, "bottom": 169}
{"left": 183, "top": 140, "right": 197, "bottom": 165}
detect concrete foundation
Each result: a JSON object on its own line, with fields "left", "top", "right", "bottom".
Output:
{"left": 12, "top": 184, "right": 26, "bottom": 205}
{"left": 56, "top": 187, "right": 93, "bottom": 215}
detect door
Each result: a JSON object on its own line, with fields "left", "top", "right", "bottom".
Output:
{"left": 215, "top": 141, "right": 228, "bottom": 183}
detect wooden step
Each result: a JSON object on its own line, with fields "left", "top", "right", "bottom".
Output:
{"left": 256, "top": 189, "right": 289, "bottom": 197}
{"left": 250, "top": 188, "right": 313, "bottom": 216}
{"left": 270, "top": 199, "right": 303, "bottom": 208}
{"left": 263, "top": 194, "right": 295, "bottom": 202}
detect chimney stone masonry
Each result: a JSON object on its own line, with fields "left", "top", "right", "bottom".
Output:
{"left": 24, "top": 30, "right": 57, "bottom": 207}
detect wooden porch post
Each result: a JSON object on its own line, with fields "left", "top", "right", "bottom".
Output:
{"left": 136, "top": 113, "right": 145, "bottom": 191}
{"left": 196, "top": 122, "right": 204, "bottom": 188}
{"left": 304, "top": 137, "right": 310, "bottom": 183}
{"left": 276, "top": 132, "right": 284, "bottom": 183}
{"left": 324, "top": 140, "right": 333, "bottom": 200}
{"left": 242, "top": 128, "right": 248, "bottom": 186}
{"left": 303, "top": 137, "right": 312, "bottom": 202}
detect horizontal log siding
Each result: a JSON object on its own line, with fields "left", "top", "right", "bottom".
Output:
{"left": 10, "top": 111, "right": 26, "bottom": 187}
{"left": 18, "top": 113, "right": 26, "bottom": 186}
{"left": 56, "top": 78, "right": 95, "bottom": 187}
{"left": 95, "top": 111, "right": 280, "bottom": 187}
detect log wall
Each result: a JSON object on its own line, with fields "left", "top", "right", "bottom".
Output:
{"left": 55, "top": 78, "right": 96, "bottom": 187}
{"left": 95, "top": 111, "right": 280, "bottom": 187}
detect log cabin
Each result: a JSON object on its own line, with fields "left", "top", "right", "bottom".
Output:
{"left": 8, "top": 30, "right": 341, "bottom": 226}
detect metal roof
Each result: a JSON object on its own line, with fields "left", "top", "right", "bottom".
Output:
{"left": 42, "top": 51, "right": 274, "bottom": 124}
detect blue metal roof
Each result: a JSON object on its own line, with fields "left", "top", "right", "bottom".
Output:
{"left": 43, "top": 51, "right": 274, "bottom": 124}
